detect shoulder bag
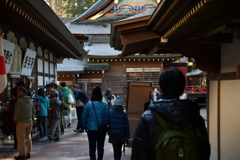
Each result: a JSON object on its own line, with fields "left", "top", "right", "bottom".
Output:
{"left": 92, "top": 102, "right": 108, "bottom": 134}
{"left": 104, "top": 96, "right": 113, "bottom": 110}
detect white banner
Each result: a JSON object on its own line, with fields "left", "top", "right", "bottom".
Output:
{"left": 10, "top": 44, "right": 22, "bottom": 75}
{"left": 2, "top": 39, "right": 15, "bottom": 73}
{"left": 21, "top": 48, "right": 36, "bottom": 76}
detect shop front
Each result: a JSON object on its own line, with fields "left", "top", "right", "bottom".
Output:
{"left": 0, "top": 0, "right": 86, "bottom": 139}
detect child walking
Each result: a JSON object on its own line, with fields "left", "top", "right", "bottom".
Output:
{"left": 46, "top": 93, "right": 62, "bottom": 142}
{"left": 104, "top": 96, "right": 130, "bottom": 160}
{"left": 36, "top": 88, "right": 50, "bottom": 141}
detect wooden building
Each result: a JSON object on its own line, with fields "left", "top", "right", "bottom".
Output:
{"left": 0, "top": 0, "right": 86, "bottom": 139}
{"left": 0, "top": 1, "right": 85, "bottom": 106}
{"left": 57, "top": 0, "right": 186, "bottom": 105}
{"left": 110, "top": 0, "right": 240, "bottom": 159}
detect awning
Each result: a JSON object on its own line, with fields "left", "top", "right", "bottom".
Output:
{"left": 0, "top": 0, "right": 86, "bottom": 59}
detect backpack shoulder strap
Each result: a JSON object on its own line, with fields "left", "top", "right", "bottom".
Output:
{"left": 150, "top": 109, "right": 170, "bottom": 132}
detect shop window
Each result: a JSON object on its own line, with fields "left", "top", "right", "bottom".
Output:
{"left": 44, "top": 61, "right": 49, "bottom": 74}
{"left": 37, "top": 59, "right": 43, "bottom": 72}
{"left": 126, "top": 68, "right": 161, "bottom": 87}
{"left": 77, "top": 78, "right": 102, "bottom": 92}
{"left": 50, "top": 63, "right": 54, "bottom": 75}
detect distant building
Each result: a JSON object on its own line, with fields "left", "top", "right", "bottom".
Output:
{"left": 57, "top": 0, "right": 182, "bottom": 106}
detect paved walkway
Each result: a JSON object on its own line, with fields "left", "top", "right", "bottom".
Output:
{"left": 0, "top": 118, "right": 132, "bottom": 160}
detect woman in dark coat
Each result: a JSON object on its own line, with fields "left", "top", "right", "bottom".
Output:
{"left": 104, "top": 96, "right": 130, "bottom": 160}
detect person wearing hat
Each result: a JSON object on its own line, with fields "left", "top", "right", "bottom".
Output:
{"left": 82, "top": 86, "right": 109, "bottom": 160}
{"left": 14, "top": 87, "right": 35, "bottom": 159}
{"left": 46, "top": 93, "right": 62, "bottom": 142}
{"left": 72, "top": 84, "right": 89, "bottom": 133}
{"left": 104, "top": 96, "right": 130, "bottom": 160}
{"left": 16, "top": 81, "right": 31, "bottom": 97}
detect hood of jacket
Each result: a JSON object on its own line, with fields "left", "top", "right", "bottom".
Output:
{"left": 60, "top": 87, "right": 69, "bottom": 92}
{"left": 38, "top": 96, "right": 48, "bottom": 103}
{"left": 20, "top": 95, "right": 31, "bottom": 103}
{"left": 148, "top": 99, "right": 200, "bottom": 127}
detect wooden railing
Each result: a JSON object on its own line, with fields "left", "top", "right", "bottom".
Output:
{"left": 186, "top": 85, "right": 207, "bottom": 94}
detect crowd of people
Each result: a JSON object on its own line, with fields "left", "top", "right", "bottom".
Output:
{"left": 0, "top": 68, "right": 210, "bottom": 160}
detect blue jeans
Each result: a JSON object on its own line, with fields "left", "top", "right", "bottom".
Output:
{"left": 76, "top": 107, "right": 84, "bottom": 130}
{"left": 87, "top": 130, "right": 106, "bottom": 160}
{"left": 37, "top": 116, "right": 47, "bottom": 137}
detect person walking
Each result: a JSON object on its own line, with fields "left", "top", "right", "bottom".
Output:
{"left": 14, "top": 87, "right": 35, "bottom": 160}
{"left": 36, "top": 88, "right": 50, "bottom": 141}
{"left": 104, "top": 96, "right": 130, "bottom": 160}
{"left": 6, "top": 87, "right": 18, "bottom": 152}
{"left": 46, "top": 93, "right": 62, "bottom": 142}
{"left": 72, "top": 84, "right": 89, "bottom": 133}
{"left": 60, "top": 82, "right": 75, "bottom": 128}
{"left": 82, "top": 86, "right": 109, "bottom": 160}
{"left": 131, "top": 68, "right": 210, "bottom": 160}
{"left": 102, "top": 88, "right": 115, "bottom": 110}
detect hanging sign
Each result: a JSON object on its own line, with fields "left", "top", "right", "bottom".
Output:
{"left": 9, "top": 44, "right": 22, "bottom": 75}
{"left": 2, "top": 39, "right": 15, "bottom": 73}
{"left": 21, "top": 48, "right": 36, "bottom": 76}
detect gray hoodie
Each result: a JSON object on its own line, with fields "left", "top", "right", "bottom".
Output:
{"left": 14, "top": 95, "right": 36, "bottom": 123}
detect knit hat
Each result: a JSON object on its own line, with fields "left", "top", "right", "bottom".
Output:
{"left": 91, "top": 86, "right": 102, "bottom": 101}
{"left": 114, "top": 96, "right": 123, "bottom": 106}
{"left": 73, "top": 84, "right": 79, "bottom": 88}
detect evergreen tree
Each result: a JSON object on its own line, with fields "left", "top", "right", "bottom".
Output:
{"left": 62, "top": 0, "right": 96, "bottom": 17}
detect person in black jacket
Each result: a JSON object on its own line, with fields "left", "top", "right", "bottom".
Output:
{"left": 131, "top": 68, "right": 210, "bottom": 160}
{"left": 104, "top": 96, "right": 130, "bottom": 160}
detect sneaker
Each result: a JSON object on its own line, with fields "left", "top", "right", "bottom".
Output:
{"left": 73, "top": 129, "right": 80, "bottom": 132}
{"left": 80, "top": 130, "right": 84, "bottom": 133}
{"left": 26, "top": 154, "right": 30, "bottom": 159}
{"left": 45, "top": 138, "right": 53, "bottom": 142}
{"left": 43, "top": 136, "right": 47, "bottom": 140}
{"left": 10, "top": 148, "right": 18, "bottom": 152}
{"left": 15, "top": 155, "right": 26, "bottom": 160}
{"left": 54, "top": 138, "right": 60, "bottom": 142}
{"left": 37, "top": 137, "right": 45, "bottom": 141}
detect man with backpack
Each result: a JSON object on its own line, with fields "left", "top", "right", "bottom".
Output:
{"left": 131, "top": 68, "right": 210, "bottom": 160}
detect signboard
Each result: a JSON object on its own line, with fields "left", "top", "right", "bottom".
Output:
{"left": 2, "top": 39, "right": 15, "bottom": 73}
{"left": 9, "top": 44, "right": 22, "bottom": 75}
{"left": 21, "top": 48, "right": 36, "bottom": 76}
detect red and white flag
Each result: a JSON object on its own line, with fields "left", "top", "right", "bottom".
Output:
{"left": 0, "top": 36, "right": 7, "bottom": 93}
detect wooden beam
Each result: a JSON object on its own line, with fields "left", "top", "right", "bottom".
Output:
{"left": 120, "top": 30, "right": 160, "bottom": 45}
{"left": 117, "top": 21, "right": 148, "bottom": 32}
{"left": 226, "top": 23, "right": 240, "bottom": 29}
{"left": 207, "top": 72, "right": 237, "bottom": 80}
{"left": 199, "top": 32, "right": 233, "bottom": 44}
{"left": 198, "top": 6, "right": 240, "bottom": 38}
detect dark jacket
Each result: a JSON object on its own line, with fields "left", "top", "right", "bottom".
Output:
{"left": 7, "top": 98, "right": 18, "bottom": 134}
{"left": 104, "top": 106, "right": 130, "bottom": 138}
{"left": 131, "top": 98, "right": 210, "bottom": 160}
{"left": 73, "top": 89, "right": 89, "bottom": 105}
{"left": 50, "top": 99, "right": 62, "bottom": 119}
